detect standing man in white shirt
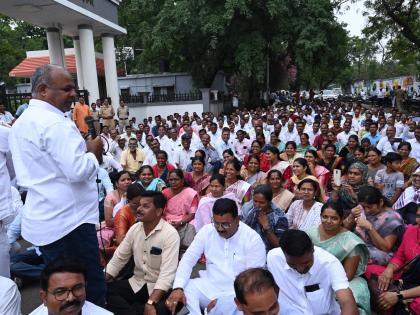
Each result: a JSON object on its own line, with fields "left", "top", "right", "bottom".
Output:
{"left": 30, "top": 257, "right": 112, "bottom": 315}
{"left": 0, "top": 125, "right": 16, "bottom": 278}
{"left": 267, "top": 230, "right": 357, "bottom": 315}
{"left": 166, "top": 198, "right": 266, "bottom": 314}
{"left": 9, "top": 64, "right": 105, "bottom": 305}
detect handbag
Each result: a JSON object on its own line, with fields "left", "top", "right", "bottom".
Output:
{"left": 368, "top": 255, "right": 420, "bottom": 314}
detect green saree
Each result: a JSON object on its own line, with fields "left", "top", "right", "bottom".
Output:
{"left": 308, "top": 227, "right": 371, "bottom": 315}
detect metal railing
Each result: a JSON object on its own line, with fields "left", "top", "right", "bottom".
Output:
{"left": 121, "top": 91, "right": 202, "bottom": 104}
{"left": 2, "top": 90, "right": 89, "bottom": 113}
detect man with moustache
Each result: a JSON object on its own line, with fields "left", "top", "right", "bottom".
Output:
{"left": 105, "top": 191, "right": 180, "bottom": 315}
{"left": 30, "top": 257, "right": 111, "bottom": 315}
{"left": 267, "top": 230, "right": 357, "bottom": 315}
{"left": 166, "top": 198, "right": 266, "bottom": 314}
{"left": 9, "top": 64, "right": 105, "bottom": 305}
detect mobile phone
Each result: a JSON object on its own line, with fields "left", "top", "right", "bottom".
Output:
{"left": 177, "top": 306, "right": 190, "bottom": 315}
{"left": 333, "top": 169, "right": 341, "bottom": 186}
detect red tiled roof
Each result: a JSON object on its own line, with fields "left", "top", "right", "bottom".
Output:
{"left": 9, "top": 54, "right": 106, "bottom": 78}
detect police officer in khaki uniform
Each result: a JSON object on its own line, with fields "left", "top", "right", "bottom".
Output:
{"left": 90, "top": 102, "right": 101, "bottom": 135}
{"left": 117, "top": 100, "right": 129, "bottom": 133}
{"left": 99, "top": 99, "right": 115, "bottom": 128}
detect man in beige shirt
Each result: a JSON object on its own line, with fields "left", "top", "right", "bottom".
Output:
{"left": 100, "top": 99, "right": 115, "bottom": 128}
{"left": 105, "top": 191, "right": 180, "bottom": 314}
{"left": 117, "top": 100, "right": 130, "bottom": 133}
{"left": 120, "top": 138, "right": 145, "bottom": 176}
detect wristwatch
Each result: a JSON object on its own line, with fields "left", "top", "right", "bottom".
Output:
{"left": 396, "top": 290, "right": 404, "bottom": 302}
{"left": 146, "top": 299, "right": 156, "bottom": 306}
{"left": 262, "top": 225, "right": 273, "bottom": 233}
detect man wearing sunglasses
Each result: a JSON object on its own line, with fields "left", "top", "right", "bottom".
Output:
{"left": 30, "top": 257, "right": 111, "bottom": 315}
{"left": 166, "top": 198, "right": 266, "bottom": 314}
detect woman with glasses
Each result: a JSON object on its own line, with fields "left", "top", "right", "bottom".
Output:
{"left": 286, "top": 178, "right": 323, "bottom": 231}
{"left": 135, "top": 165, "right": 166, "bottom": 192}
{"left": 163, "top": 169, "right": 199, "bottom": 251}
{"left": 240, "top": 185, "right": 288, "bottom": 251}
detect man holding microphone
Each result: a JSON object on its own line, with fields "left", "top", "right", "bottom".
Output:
{"left": 9, "top": 64, "right": 105, "bottom": 305}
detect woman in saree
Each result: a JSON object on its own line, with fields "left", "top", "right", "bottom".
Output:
{"left": 163, "top": 169, "right": 199, "bottom": 251}
{"left": 240, "top": 155, "right": 266, "bottom": 189}
{"left": 286, "top": 178, "right": 324, "bottom": 231}
{"left": 265, "top": 146, "right": 289, "bottom": 175}
{"left": 152, "top": 150, "right": 176, "bottom": 184}
{"left": 308, "top": 203, "right": 371, "bottom": 315}
{"left": 284, "top": 157, "right": 318, "bottom": 195}
{"left": 224, "top": 159, "right": 252, "bottom": 206}
{"left": 279, "top": 141, "right": 302, "bottom": 165}
{"left": 243, "top": 141, "right": 270, "bottom": 172}
{"left": 184, "top": 156, "right": 211, "bottom": 196}
{"left": 240, "top": 185, "right": 288, "bottom": 251}
{"left": 194, "top": 174, "right": 238, "bottom": 231}
{"left": 267, "top": 169, "right": 294, "bottom": 212}
{"left": 343, "top": 186, "right": 405, "bottom": 280}
{"left": 296, "top": 133, "right": 316, "bottom": 155}
{"left": 366, "top": 147, "right": 385, "bottom": 185}
{"left": 100, "top": 183, "right": 144, "bottom": 264}
{"left": 339, "top": 135, "right": 359, "bottom": 172}
{"left": 104, "top": 170, "right": 132, "bottom": 227}
{"left": 136, "top": 165, "right": 166, "bottom": 192}
{"left": 398, "top": 141, "right": 419, "bottom": 186}
{"left": 331, "top": 161, "right": 369, "bottom": 218}
{"left": 376, "top": 206, "right": 420, "bottom": 314}
{"left": 304, "top": 149, "right": 330, "bottom": 192}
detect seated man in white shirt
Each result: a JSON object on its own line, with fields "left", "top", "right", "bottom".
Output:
{"left": 267, "top": 230, "right": 357, "bottom": 315}
{"left": 30, "top": 257, "right": 112, "bottom": 315}
{"left": 166, "top": 198, "right": 266, "bottom": 315}
{"left": 0, "top": 276, "right": 21, "bottom": 315}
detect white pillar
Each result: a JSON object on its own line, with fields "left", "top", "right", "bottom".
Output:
{"left": 78, "top": 25, "right": 100, "bottom": 104}
{"left": 73, "top": 36, "right": 84, "bottom": 89}
{"left": 102, "top": 34, "right": 119, "bottom": 111}
{"left": 46, "top": 27, "right": 66, "bottom": 67}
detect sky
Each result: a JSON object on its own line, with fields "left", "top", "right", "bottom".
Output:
{"left": 335, "top": 1, "right": 369, "bottom": 37}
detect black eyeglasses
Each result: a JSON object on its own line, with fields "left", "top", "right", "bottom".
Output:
{"left": 48, "top": 283, "right": 85, "bottom": 301}
{"left": 211, "top": 218, "right": 234, "bottom": 230}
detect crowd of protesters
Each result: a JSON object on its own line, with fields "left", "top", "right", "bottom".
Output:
{"left": 1, "top": 64, "right": 420, "bottom": 315}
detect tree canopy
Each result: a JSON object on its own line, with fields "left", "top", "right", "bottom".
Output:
{"left": 117, "top": 0, "right": 351, "bottom": 97}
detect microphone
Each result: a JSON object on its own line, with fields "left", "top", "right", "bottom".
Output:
{"left": 84, "top": 116, "right": 97, "bottom": 139}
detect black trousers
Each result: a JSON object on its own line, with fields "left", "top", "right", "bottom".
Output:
{"left": 106, "top": 280, "right": 170, "bottom": 315}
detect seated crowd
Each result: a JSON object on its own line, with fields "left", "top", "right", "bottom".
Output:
{"left": 3, "top": 99, "right": 420, "bottom": 315}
